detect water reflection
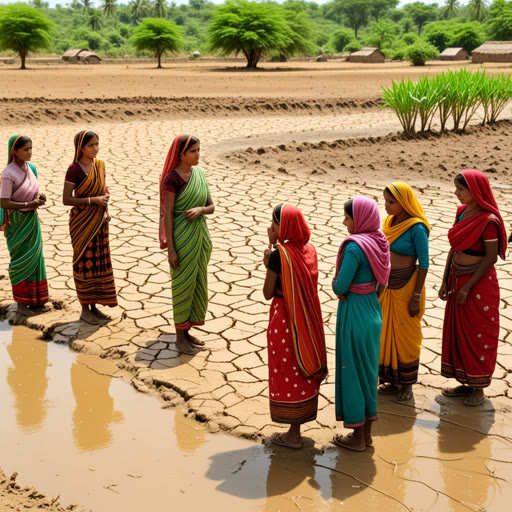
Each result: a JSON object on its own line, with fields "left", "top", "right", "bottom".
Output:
{"left": 71, "top": 355, "right": 124, "bottom": 452}
{"left": 7, "top": 326, "right": 48, "bottom": 433}
{"left": 173, "top": 407, "right": 206, "bottom": 454}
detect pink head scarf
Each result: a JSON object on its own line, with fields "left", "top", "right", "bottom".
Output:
{"left": 335, "top": 196, "right": 391, "bottom": 286}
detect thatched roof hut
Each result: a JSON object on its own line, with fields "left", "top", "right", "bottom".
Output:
{"left": 440, "top": 47, "right": 469, "bottom": 61}
{"left": 348, "top": 47, "right": 385, "bottom": 63}
{"left": 62, "top": 49, "right": 101, "bottom": 64}
{"left": 472, "top": 41, "right": 512, "bottom": 63}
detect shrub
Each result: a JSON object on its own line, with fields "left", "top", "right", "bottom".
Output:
{"left": 401, "top": 32, "right": 418, "bottom": 45}
{"left": 330, "top": 28, "right": 353, "bottom": 53}
{"left": 344, "top": 40, "right": 362, "bottom": 53}
{"left": 391, "top": 46, "right": 407, "bottom": 60}
{"left": 405, "top": 41, "right": 439, "bottom": 66}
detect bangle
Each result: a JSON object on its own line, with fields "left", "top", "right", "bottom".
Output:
{"left": 24, "top": 202, "right": 27, "bottom": 208}
{"left": 88, "top": 197, "right": 91, "bottom": 205}
{"left": 412, "top": 293, "right": 421, "bottom": 299}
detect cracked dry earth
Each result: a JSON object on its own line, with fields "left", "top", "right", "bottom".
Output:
{"left": 1, "top": 107, "right": 512, "bottom": 449}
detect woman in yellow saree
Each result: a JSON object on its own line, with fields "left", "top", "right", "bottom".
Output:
{"left": 63, "top": 131, "right": 117, "bottom": 325}
{"left": 379, "top": 182, "right": 430, "bottom": 401}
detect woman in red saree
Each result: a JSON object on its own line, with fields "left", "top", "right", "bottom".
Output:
{"left": 262, "top": 204, "right": 327, "bottom": 449}
{"left": 63, "top": 131, "right": 117, "bottom": 325}
{"left": 439, "top": 170, "right": 507, "bottom": 406}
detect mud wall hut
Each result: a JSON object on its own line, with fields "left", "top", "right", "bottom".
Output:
{"left": 440, "top": 47, "right": 469, "bottom": 61}
{"left": 348, "top": 47, "right": 385, "bottom": 63}
{"left": 472, "top": 41, "right": 512, "bottom": 63}
{"left": 62, "top": 49, "right": 101, "bottom": 64}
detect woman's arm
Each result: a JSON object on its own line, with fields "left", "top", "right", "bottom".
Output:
{"left": 62, "top": 182, "right": 108, "bottom": 208}
{"left": 438, "top": 249, "right": 453, "bottom": 301}
{"left": 184, "top": 194, "right": 215, "bottom": 221}
{"left": 410, "top": 225, "right": 429, "bottom": 316}
{"left": 0, "top": 197, "right": 43, "bottom": 210}
{"left": 263, "top": 269, "right": 278, "bottom": 300}
{"left": 332, "top": 245, "right": 360, "bottom": 300}
{"left": 455, "top": 240, "right": 498, "bottom": 305}
{"left": 164, "top": 192, "right": 179, "bottom": 270}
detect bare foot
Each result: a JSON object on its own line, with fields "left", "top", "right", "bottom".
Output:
{"left": 271, "top": 432, "right": 303, "bottom": 449}
{"left": 364, "top": 421, "right": 373, "bottom": 447}
{"left": 442, "top": 385, "right": 473, "bottom": 397}
{"left": 378, "top": 382, "right": 398, "bottom": 394}
{"left": 185, "top": 330, "right": 205, "bottom": 347}
{"left": 91, "top": 305, "right": 111, "bottom": 320}
{"left": 176, "top": 336, "right": 196, "bottom": 355}
{"left": 333, "top": 433, "right": 366, "bottom": 452}
{"left": 395, "top": 384, "right": 413, "bottom": 402}
{"left": 16, "top": 304, "right": 35, "bottom": 316}
{"left": 80, "top": 309, "right": 100, "bottom": 325}
{"left": 464, "top": 388, "right": 485, "bottom": 406}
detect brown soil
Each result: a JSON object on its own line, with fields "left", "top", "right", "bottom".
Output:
{"left": 230, "top": 120, "right": 512, "bottom": 187}
{"left": 0, "top": 468, "right": 81, "bottom": 511}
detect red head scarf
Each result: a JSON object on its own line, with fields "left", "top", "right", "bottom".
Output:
{"left": 276, "top": 204, "right": 327, "bottom": 381}
{"left": 448, "top": 170, "right": 507, "bottom": 260}
{"left": 159, "top": 134, "right": 194, "bottom": 249}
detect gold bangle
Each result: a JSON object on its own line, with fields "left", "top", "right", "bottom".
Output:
{"left": 88, "top": 197, "right": 91, "bottom": 206}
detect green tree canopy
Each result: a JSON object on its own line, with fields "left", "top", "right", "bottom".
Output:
{"left": 370, "top": 0, "right": 399, "bottom": 22}
{"left": 449, "top": 23, "right": 485, "bottom": 53}
{"left": 368, "top": 19, "right": 396, "bottom": 49}
{"left": 487, "top": 0, "right": 512, "bottom": 39}
{"left": 208, "top": 0, "right": 295, "bottom": 68}
{"left": 130, "top": 17, "right": 183, "bottom": 68}
{"left": 329, "top": 28, "right": 353, "bottom": 52}
{"left": 336, "top": 0, "right": 370, "bottom": 39}
{"left": 405, "top": 1, "right": 438, "bottom": 34}
{"left": 468, "top": 0, "right": 489, "bottom": 21}
{"left": 0, "top": 3, "right": 54, "bottom": 69}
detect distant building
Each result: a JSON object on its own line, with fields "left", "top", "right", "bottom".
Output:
{"left": 440, "top": 47, "right": 469, "bottom": 61}
{"left": 62, "top": 49, "right": 102, "bottom": 64}
{"left": 348, "top": 47, "right": 385, "bottom": 64}
{"left": 472, "top": 41, "right": 512, "bottom": 63}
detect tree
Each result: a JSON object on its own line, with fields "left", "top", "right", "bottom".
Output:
{"left": 370, "top": 0, "right": 399, "bottom": 22}
{"left": 129, "top": 0, "right": 146, "bottom": 24}
{"left": 368, "top": 19, "right": 396, "bottom": 49}
{"left": 80, "top": 0, "right": 93, "bottom": 13}
{"left": 153, "top": 0, "right": 167, "bottom": 18}
{"left": 89, "top": 9, "right": 102, "bottom": 31}
{"left": 102, "top": 0, "right": 117, "bottom": 17}
{"left": 330, "top": 28, "right": 353, "bottom": 52}
{"left": 487, "top": 0, "right": 512, "bottom": 40}
{"left": 0, "top": 3, "right": 54, "bottom": 70}
{"left": 30, "top": 0, "right": 50, "bottom": 8}
{"left": 208, "top": 1, "right": 293, "bottom": 69}
{"left": 280, "top": 9, "right": 315, "bottom": 59}
{"left": 468, "top": 0, "right": 489, "bottom": 21}
{"left": 450, "top": 24, "right": 485, "bottom": 53}
{"left": 336, "top": 0, "right": 370, "bottom": 39}
{"left": 422, "top": 22, "right": 454, "bottom": 52}
{"left": 406, "top": 2, "right": 437, "bottom": 34}
{"left": 443, "top": 0, "right": 460, "bottom": 19}
{"left": 130, "top": 17, "right": 183, "bottom": 68}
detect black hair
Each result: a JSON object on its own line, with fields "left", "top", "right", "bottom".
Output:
{"left": 13, "top": 135, "right": 32, "bottom": 152}
{"left": 178, "top": 135, "right": 200, "bottom": 159}
{"left": 273, "top": 203, "right": 283, "bottom": 224}
{"left": 455, "top": 173, "right": 468, "bottom": 188}
{"left": 384, "top": 186, "right": 393, "bottom": 197}
{"left": 344, "top": 199, "right": 354, "bottom": 219}
{"left": 74, "top": 130, "right": 99, "bottom": 162}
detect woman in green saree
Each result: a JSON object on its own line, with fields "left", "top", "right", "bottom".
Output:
{"left": 160, "top": 135, "right": 214, "bottom": 354}
{"left": 0, "top": 135, "right": 48, "bottom": 315}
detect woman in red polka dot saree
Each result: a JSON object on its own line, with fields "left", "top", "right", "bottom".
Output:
{"left": 262, "top": 204, "right": 327, "bottom": 449}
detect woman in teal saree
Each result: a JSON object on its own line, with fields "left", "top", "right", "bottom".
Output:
{"left": 160, "top": 135, "right": 214, "bottom": 354}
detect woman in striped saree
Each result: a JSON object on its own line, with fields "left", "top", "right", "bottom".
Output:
{"left": 263, "top": 204, "right": 327, "bottom": 449}
{"left": 63, "top": 131, "right": 117, "bottom": 325}
{"left": 160, "top": 135, "right": 214, "bottom": 354}
{"left": 379, "top": 182, "right": 430, "bottom": 402}
{"left": 1, "top": 135, "right": 48, "bottom": 314}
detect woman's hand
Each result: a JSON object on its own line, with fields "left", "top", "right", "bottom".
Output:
{"left": 38, "top": 193, "right": 46, "bottom": 205}
{"left": 263, "top": 245, "right": 272, "bottom": 268}
{"left": 184, "top": 207, "right": 203, "bottom": 221}
{"left": 268, "top": 225, "right": 278, "bottom": 246}
{"left": 29, "top": 197, "right": 45, "bottom": 209}
{"left": 168, "top": 249, "right": 179, "bottom": 270}
{"left": 409, "top": 298, "right": 420, "bottom": 317}
{"left": 438, "top": 281, "right": 448, "bottom": 301}
{"left": 92, "top": 195, "right": 109, "bottom": 208}
{"left": 337, "top": 294, "right": 346, "bottom": 303}
{"left": 456, "top": 284, "right": 470, "bottom": 305}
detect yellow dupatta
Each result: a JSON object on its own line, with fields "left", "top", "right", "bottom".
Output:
{"left": 382, "top": 182, "right": 430, "bottom": 244}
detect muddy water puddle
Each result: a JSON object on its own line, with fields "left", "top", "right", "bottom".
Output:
{"left": 1, "top": 322, "right": 512, "bottom": 512}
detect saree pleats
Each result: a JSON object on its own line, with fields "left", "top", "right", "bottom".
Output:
{"left": 379, "top": 267, "right": 425, "bottom": 385}
{"left": 69, "top": 159, "right": 117, "bottom": 306}
{"left": 268, "top": 297, "right": 319, "bottom": 424}
{"left": 335, "top": 292, "right": 381, "bottom": 427}
{"left": 441, "top": 264, "right": 499, "bottom": 388}
{"left": 171, "top": 167, "right": 211, "bottom": 329}
{"left": 6, "top": 210, "right": 48, "bottom": 305}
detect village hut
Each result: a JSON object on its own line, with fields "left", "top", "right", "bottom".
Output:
{"left": 348, "top": 47, "right": 385, "bottom": 63}
{"left": 472, "top": 41, "right": 512, "bottom": 64}
{"left": 62, "top": 49, "right": 101, "bottom": 64}
{"left": 440, "top": 47, "right": 469, "bottom": 61}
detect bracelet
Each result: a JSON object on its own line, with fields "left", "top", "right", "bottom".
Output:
{"left": 88, "top": 197, "right": 91, "bottom": 206}
{"left": 24, "top": 202, "right": 27, "bottom": 208}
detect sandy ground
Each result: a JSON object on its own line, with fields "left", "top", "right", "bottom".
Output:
{"left": 1, "top": 61, "right": 512, "bottom": 510}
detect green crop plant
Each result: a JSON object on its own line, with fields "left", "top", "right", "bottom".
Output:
{"left": 432, "top": 72, "right": 453, "bottom": 132}
{"left": 381, "top": 79, "right": 420, "bottom": 136}
{"left": 413, "top": 74, "right": 442, "bottom": 132}
{"left": 481, "top": 73, "right": 512, "bottom": 125}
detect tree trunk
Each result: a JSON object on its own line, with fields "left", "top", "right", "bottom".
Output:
{"left": 157, "top": 50, "right": 162, "bottom": 69}
{"left": 20, "top": 52, "right": 26, "bottom": 70}
{"left": 246, "top": 50, "right": 258, "bottom": 69}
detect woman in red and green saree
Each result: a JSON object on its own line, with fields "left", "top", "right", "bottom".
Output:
{"left": 1, "top": 135, "right": 48, "bottom": 315}
{"left": 63, "top": 131, "right": 117, "bottom": 325}
{"left": 439, "top": 170, "right": 507, "bottom": 406}
{"left": 160, "top": 135, "right": 214, "bottom": 354}
{"left": 262, "top": 204, "right": 327, "bottom": 449}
